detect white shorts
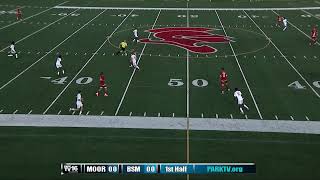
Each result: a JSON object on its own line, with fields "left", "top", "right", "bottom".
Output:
{"left": 283, "top": 23, "right": 287, "bottom": 27}
{"left": 56, "top": 63, "right": 62, "bottom": 69}
{"left": 76, "top": 101, "right": 83, "bottom": 109}
{"left": 237, "top": 99, "right": 243, "bottom": 105}
{"left": 10, "top": 49, "right": 16, "bottom": 54}
{"left": 132, "top": 60, "right": 137, "bottom": 67}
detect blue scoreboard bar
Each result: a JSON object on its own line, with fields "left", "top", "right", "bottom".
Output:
{"left": 61, "top": 163, "right": 256, "bottom": 175}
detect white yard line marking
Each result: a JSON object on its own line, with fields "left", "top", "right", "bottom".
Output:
{"left": 272, "top": 11, "right": 320, "bottom": 46}
{"left": 43, "top": 9, "right": 129, "bottom": 114}
{"left": 86, "top": 111, "right": 90, "bottom": 115}
{"left": 0, "top": 10, "right": 105, "bottom": 91}
{"left": 216, "top": 10, "right": 263, "bottom": 119}
{"left": 57, "top": 110, "right": 61, "bottom": 115}
{"left": 0, "top": 1, "right": 69, "bottom": 31}
{"left": 305, "top": 116, "right": 310, "bottom": 121}
{"left": 13, "top": 110, "right": 18, "bottom": 114}
{"left": 290, "top": 116, "right": 294, "bottom": 121}
{"left": 301, "top": 9, "right": 320, "bottom": 20}
{"left": 55, "top": 5, "right": 320, "bottom": 11}
{"left": 275, "top": 115, "right": 279, "bottom": 120}
{"left": 28, "top": 110, "right": 32, "bottom": 114}
{"left": 100, "top": 111, "right": 104, "bottom": 116}
{"left": 0, "top": 9, "right": 80, "bottom": 52}
{"left": 186, "top": 4, "right": 190, "bottom": 180}
{"left": 244, "top": 10, "right": 320, "bottom": 98}
{"left": 114, "top": 10, "right": 161, "bottom": 116}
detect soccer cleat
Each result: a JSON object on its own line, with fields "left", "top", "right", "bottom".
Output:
{"left": 104, "top": 93, "right": 108, "bottom": 97}
{"left": 96, "top": 92, "right": 99, "bottom": 96}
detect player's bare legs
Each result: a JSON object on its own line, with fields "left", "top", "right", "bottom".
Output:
{"left": 96, "top": 87, "right": 108, "bottom": 96}
{"left": 69, "top": 107, "right": 83, "bottom": 115}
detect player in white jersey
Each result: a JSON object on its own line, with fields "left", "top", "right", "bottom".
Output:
{"left": 132, "top": 28, "right": 139, "bottom": 43}
{"left": 282, "top": 17, "right": 288, "bottom": 31}
{"left": 55, "top": 54, "right": 65, "bottom": 76}
{"left": 8, "top": 41, "right": 18, "bottom": 59}
{"left": 69, "top": 90, "right": 83, "bottom": 115}
{"left": 129, "top": 51, "right": 140, "bottom": 70}
{"left": 234, "top": 88, "right": 249, "bottom": 114}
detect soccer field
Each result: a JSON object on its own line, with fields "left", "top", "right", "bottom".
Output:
{"left": 0, "top": 0, "right": 320, "bottom": 119}
{"left": 0, "top": 0, "right": 320, "bottom": 179}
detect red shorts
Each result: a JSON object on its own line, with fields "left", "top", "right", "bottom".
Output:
{"left": 312, "top": 36, "right": 317, "bottom": 40}
{"left": 220, "top": 80, "right": 227, "bottom": 87}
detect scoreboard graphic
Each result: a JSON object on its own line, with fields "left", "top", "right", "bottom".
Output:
{"left": 61, "top": 163, "right": 256, "bottom": 175}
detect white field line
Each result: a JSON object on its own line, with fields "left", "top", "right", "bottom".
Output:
{"left": 0, "top": 1, "right": 69, "bottom": 31}
{"left": 43, "top": 10, "right": 133, "bottom": 114}
{"left": 272, "top": 10, "right": 320, "bottom": 46}
{"left": 301, "top": 9, "right": 320, "bottom": 20}
{"left": 0, "top": 9, "right": 80, "bottom": 52}
{"left": 186, "top": 3, "right": 190, "bottom": 176}
{"left": 215, "top": 10, "right": 263, "bottom": 119}
{"left": 0, "top": 9, "right": 104, "bottom": 91}
{"left": 54, "top": 5, "right": 320, "bottom": 11}
{"left": 244, "top": 10, "right": 320, "bottom": 98}
{"left": 114, "top": 10, "right": 161, "bottom": 116}
{"left": 186, "top": 7, "right": 190, "bottom": 119}
{"left": 1, "top": 115, "right": 320, "bottom": 134}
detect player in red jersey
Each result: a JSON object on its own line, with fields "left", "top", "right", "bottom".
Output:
{"left": 96, "top": 72, "right": 108, "bottom": 96}
{"left": 310, "top": 26, "right": 318, "bottom": 46}
{"left": 220, "top": 67, "right": 230, "bottom": 94}
{"left": 16, "top": 7, "right": 22, "bottom": 20}
{"left": 276, "top": 15, "right": 282, "bottom": 27}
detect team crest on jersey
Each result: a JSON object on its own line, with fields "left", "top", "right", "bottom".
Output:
{"left": 139, "top": 27, "right": 232, "bottom": 54}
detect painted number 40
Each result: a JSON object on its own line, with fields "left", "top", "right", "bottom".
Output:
{"left": 288, "top": 80, "right": 320, "bottom": 89}
{"left": 51, "top": 76, "right": 93, "bottom": 85}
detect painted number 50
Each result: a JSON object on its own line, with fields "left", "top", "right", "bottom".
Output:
{"left": 168, "top": 79, "right": 184, "bottom": 86}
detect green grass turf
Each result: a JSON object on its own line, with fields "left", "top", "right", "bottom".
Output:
{"left": 0, "top": 1, "right": 320, "bottom": 180}
{"left": 0, "top": 126, "right": 319, "bottom": 179}
{"left": 0, "top": 0, "right": 319, "bottom": 119}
